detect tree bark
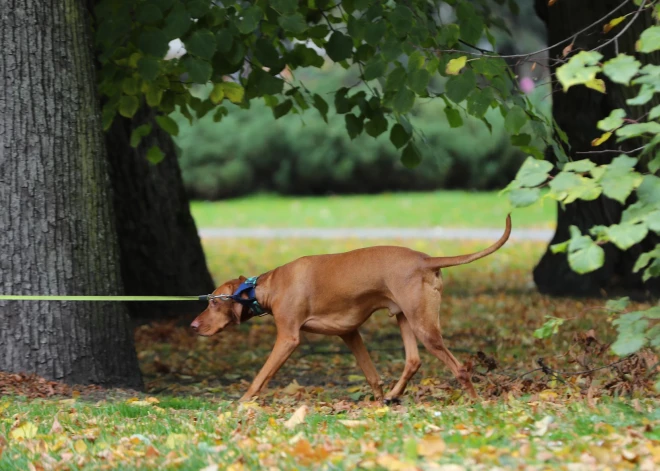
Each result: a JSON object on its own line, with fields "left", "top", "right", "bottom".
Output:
{"left": 105, "top": 110, "right": 214, "bottom": 324}
{"left": 534, "top": 0, "right": 660, "bottom": 298}
{"left": 0, "top": 0, "right": 142, "bottom": 387}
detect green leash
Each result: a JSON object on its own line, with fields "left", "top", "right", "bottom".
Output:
{"left": 0, "top": 295, "right": 209, "bottom": 302}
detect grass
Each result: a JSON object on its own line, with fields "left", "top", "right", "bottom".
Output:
{"left": 2, "top": 394, "right": 659, "bottom": 470}
{"left": 3, "top": 223, "right": 660, "bottom": 470}
{"left": 190, "top": 191, "right": 556, "bottom": 229}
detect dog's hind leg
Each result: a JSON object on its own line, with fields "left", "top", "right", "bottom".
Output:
{"left": 384, "top": 313, "right": 421, "bottom": 402}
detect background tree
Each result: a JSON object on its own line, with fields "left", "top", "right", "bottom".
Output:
{"left": 0, "top": 0, "right": 142, "bottom": 388}
{"left": 533, "top": 0, "right": 660, "bottom": 298}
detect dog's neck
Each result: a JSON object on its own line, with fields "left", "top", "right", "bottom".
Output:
{"left": 251, "top": 270, "right": 274, "bottom": 316}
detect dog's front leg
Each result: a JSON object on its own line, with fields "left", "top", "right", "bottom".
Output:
{"left": 240, "top": 333, "right": 300, "bottom": 402}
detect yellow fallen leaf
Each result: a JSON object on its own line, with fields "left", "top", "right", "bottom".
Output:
{"left": 284, "top": 405, "right": 308, "bottom": 429}
{"left": 418, "top": 435, "right": 446, "bottom": 458}
{"left": 282, "top": 380, "right": 304, "bottom": 395}
{"left": 446, "top": 56, "right": 468, "bottom": 75}
{"left": 376, "top": 454, "right": 415, "bottom": 471}
{"left": 338, "top": 419, "right": 368, "bottom": 428}
{"left": 125, "top": 397, "right": 139, "bottom": 403}
{"left": 73, "top": 439, "right": 87, "bottom": 453}
{"left": 10, "top": 422, "right": 38, "bottom": 440}
{"left": 237, "top": 401, "right": 261, "bottom": 412}
{"left": 373, "top": 406, "right": 389, "bottom": 416}
{"left": 145, "top": 397, "right": 160, "bottom": 404}
{"left": 539, "top": 390, "right": 558, "bottom": 401}
{"left": 165, "top": 433, "right": 187, "bottom": 449}
{"left": 347, "top": 375, "right": 364, "bottom": 382}
{"left": 129, "top": 400, "right": 153, "bottom": 407}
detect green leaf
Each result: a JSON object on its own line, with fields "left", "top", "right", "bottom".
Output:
{"left": 597, "top": 109, "right": 626, "bottom": 131}
{"left": 273, "top": 99, "right": 293, "bottom": 119}
{"left": 408, "top": 69, "right": 430, "bottom": 95}
{"left": 146, "top": 145, "right": 165, "bottom": 164}
{"left": 163, "top": 3, "right": 192, "bottom": 39}
{"left": 392, "top": 88, "right": 416, "bottom": 114}
{"left": 509, "top": 187, "right": 540, "bottom": 207}
{"left": 638, "top": 175, "right": 660, "bottom": 205}
{"left": 129, "top": 124, "right": 152, "bottom": 148}
{"left": 209, "top": 84, "right": 225, "bottom": 104}
{"left": 313, "top": 94, "right": 329, "bottom": 122}
{"left": 137, "top": 57, "right": 160, "bottom": 81}
{"left": 121, "top": 77, "right": 139, "bottom": 96}
{"left": 504, "top": 106, "right": 528, "bottom": 135}
{"left": 568, "top": 236, "right": 605, "bottom": 275}
{"left": 401, "top": 142, "right": 421, "bottom": 168}
{"left": 118, "top": 95, "right": 139, "bottom": 118}
{"left": 155, "top": 115, "right": 179, "bottom": 136}
{"left": 564, "top": 160, "right": 596, "bottom": 172}
{"left": 249, "top": 69, "right": 284, "bottom": 96}
{"left": 278, "top": 13, "right": 308, "bottom": 34}
{"left": 601, "top": 168, "right": 641, "bottom": 204}
{"left": 345, "top": 113, "right": 363, "bottom": 139}
{"left": 363, "top": 56, "right": 386, "bottom": 81}
{"left": 611, "top": 330, "right": 646, "bottom": 356}
{"left": 439, "top": 24, "right": 460, "bottom": 48}
{"left": 637, "top": 25, "right": 660, "bottom": 53}
{"left": 457, "top": 2, "right": 484, "bottom": 45}
{"left": 467, "top": 88, "right": 494, "bottom": 119}
{"left": 515, "top": 156, "right": 553, "bottom": 187}
{"left": 185, "top": 29, "right": 216, "bottom": 60}
{"left": 510, "top": 134, "right": 532, "bottom": 147}
{"left": 136, "top": 3, "right": 163, "bottom": 25}
{"left": 216, "top": 29, "right": 234, "bottom": 54}
{"left": 556, "top": 51, "right": 603, "bottom": 91}
{"left": 533, "top": 316, "right": 565, "bottom": 339}
{"left": 444, "top": 107, "right": 463, "bottom": 128}
{"left": 183, "top": 57, "right": 212, "bottom": 83}
{"left": 270, "top": 0, "right": 297, "bottom": 15}
{"left": 238, "top": 6, "right": 263, "bottom": 34}
{"left": 385, "top": 67, "right": 407, "bottom": 92}
{"left": 445, "top": 69, "right": 476, "bottom": 104}
{"left": 602, "top": 54, "right": 641, "bottom": 85}
{"left": 407, "top": 51, "right": 425, "bottom": 72}
{"left": 145, "top": 85, "right": 163, "bottom": 107}
{"left": 626, "top": 84, "right": 654, "bottom": 106}
{"left": 365, "top": 21, "right": 386, "bottom": 46}
{"left": 138, "top": 30, "right": 168, "bottom": 58}
{"left": 364, "top": 114, "right": 388, "bottom": 137}
{"left": 605, "top": 223, "right": 648, "bottom": 250}
{"left": 325, "top": 32, "right": 353, "bottom": 62}
{"left": 390, "top": 4, "right": 413, "bottom": 37}
{"left": 605, "top": 297, "right": 630, "bottom": 313}
{"left": 616, "top": 122, "right": 660, "bottom": 139}
{"left": 220, "top": 82, "right": 244, "bottom": 104}
{"left": 390, "top": 123, "right": 411, "bottom": 149}
{"left": 550, "top": 172, "right": 601, "bottom": 203}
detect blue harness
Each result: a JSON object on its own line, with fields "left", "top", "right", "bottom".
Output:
{"left": 200, "top": 276, "right": 265, "bottom": 315}
{"left": 230, "top": 276, "right": 265, "bottom": 315}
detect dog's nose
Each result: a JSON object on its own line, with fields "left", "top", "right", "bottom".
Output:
{"left": 190, "top": 319, "right": 200, "bottom": 331}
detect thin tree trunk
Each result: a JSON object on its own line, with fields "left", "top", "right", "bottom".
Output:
{"left": 105, "top": 110, "right": 214, "bottom": 324}
{"left": 534, "top": 0, "right": 660, "bottom": 298}
{"left": 0, "top": 0, "right": 142, "bottom": 387}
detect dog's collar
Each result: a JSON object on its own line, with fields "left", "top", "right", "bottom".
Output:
{"left": 231, "top": 276, "right": 265, "bottom": 316}
{"left": 204, "top": 276, "right": 266, "bottom": 316}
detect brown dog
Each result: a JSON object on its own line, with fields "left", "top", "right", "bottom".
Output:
{"left": 191, "top": 215, "right": 511, "bottom": 402}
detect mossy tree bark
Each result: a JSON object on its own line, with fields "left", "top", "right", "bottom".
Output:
{"left": 534, "top": 0, "right": 660, "bottom": 298}
{"left": 0, "top": 0, "right": 142, "bottom": 387}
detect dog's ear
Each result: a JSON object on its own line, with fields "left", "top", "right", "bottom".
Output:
{"left": 238, "top": 275, "right": 247, "bottom": 282}
{"left": 231, "top": 301, "right": 244, "bottom": 324}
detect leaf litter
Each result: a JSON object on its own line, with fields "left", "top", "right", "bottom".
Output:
{"left": 1, "top": 239, "right": 660, "bottom": 470}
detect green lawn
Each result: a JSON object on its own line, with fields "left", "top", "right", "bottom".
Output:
{"left": 190, "top": 191, "right": 556, "bottom": 229}
{"left": 3, "top": 395, "right": 659, "bottom": 470}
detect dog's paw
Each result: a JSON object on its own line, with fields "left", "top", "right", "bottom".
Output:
{"left": 383, "top": 397, "right": 401, "bottom": 406}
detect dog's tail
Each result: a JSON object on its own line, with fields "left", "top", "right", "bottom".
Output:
{"left": 425, "top": 215, "right": 511, "bottom": 269}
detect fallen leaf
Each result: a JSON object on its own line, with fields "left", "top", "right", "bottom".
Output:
{"left": 10, "top": 422, "right": 38, "bottom": 440}
{"left": 418, "top": 435, "right": 446, "bottom": 458}
{"left": 73, "top": 439, "right": 87, "bottom": 454}
{"left": 532, "top": 416, "right": 554, "bottom": 437}
{"left": 282, "top": 380, "right": 304, "bottom": 395}
{"left": 337, "top": 419, "right": 368, "bottom": 428}
{"left": 284, "top": 405, "right": 308, "bottom": 429}
{"left": 50, "top": 415, "right": 63, "bottom": 434}
{"left": 165, "top": 433, "right": 187, "bottom": 449}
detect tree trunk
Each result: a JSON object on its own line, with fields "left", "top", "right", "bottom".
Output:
{"left": 105, "top": 110, "right": 214, "bottom": 324}
{"left": 0, "top": 0, "right": 142, "bottom": 388}
{"left": 533, "top": 0, "right": 660, "bottom": 298}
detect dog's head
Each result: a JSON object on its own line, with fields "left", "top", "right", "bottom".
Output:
{"left": 190, "top": 276, "right": 247, "bottom": 336}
